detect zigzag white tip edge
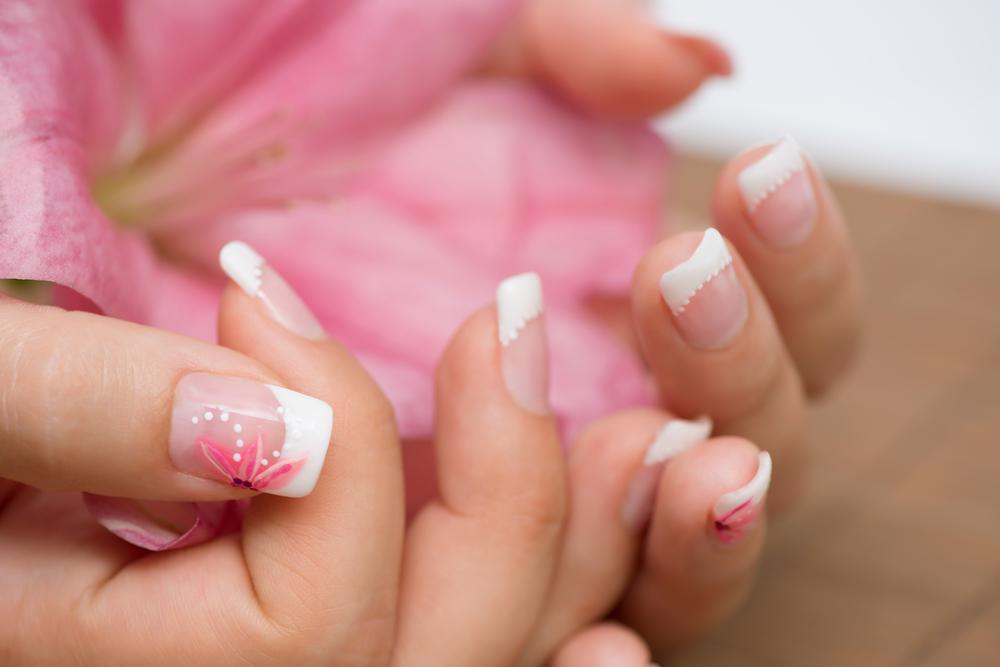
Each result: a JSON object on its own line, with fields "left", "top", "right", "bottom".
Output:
{"left": 497, "top": 272, "right": 544, "bottom": 347}
{"left": 220, "top": 240, "right": 266, "bottom": 296}
{"left": 658, "top": 229, "right": 733, "bottom": 315}
{"left": 738, "top": 135, "right": 806, "bottom": 213}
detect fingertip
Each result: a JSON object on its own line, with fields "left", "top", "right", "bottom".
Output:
{"left": 666, "top": 32, "right": 734, "bottom": 77}
{"left": 552, "top": 622, "right": 651, "bottom": 667}
{"left": 526, "top": 2, "right": 731, "bottom": 118}
{"left": 651, "top": 435, "right": 768, "bottom": 557}
{"left": 434, "top": 305, "right": 499, "bottom": 401}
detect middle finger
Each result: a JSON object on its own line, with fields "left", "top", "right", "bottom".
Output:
{"left": 632, "top": 229, "right": 807, "bottom": 511}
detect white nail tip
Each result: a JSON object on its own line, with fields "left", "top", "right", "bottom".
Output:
{"left": 497, "top": 272, "right": 544, "bottom": 347}
{"left": 643, "top": 416, "right": 713, "bottom": 465}
{"left": 658, "top": 228, "right": 733, "bottom": 314}
{"left": 738, "top": 136, "right": 806, "bottom": 212}
{"left": 713, "top": 451, "right": 772, "bottom": 518}
{"left": 264, "top": 384, "right": 334, "bottom": 498}
{"left": 220, "top": 240, "right": 265, "bottom": 296}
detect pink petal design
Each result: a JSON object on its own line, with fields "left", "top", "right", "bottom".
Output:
{"left": 252, "top": 458, "right": 306, "bottom": 491}
{"left": 199, "top": 438, "right": 239, "bottom": 482}
{"left": 83, "top": 494, "right": 248, "bottom": 551}
{"left": 239, "top": 433, "right": 263, "bottom": 483}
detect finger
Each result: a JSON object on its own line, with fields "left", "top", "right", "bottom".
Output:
{"left": 633, "top": 229, "right": 807, "bottom": 511}
{"left": 714, "top": 137, "right": 863, "bottom": 395}
{"left": 520, "top": 0, "right": 731, "bottom": 117}
{"left": 618, "top": 437, "right": 770, "bottom": 655}
{"left": 550, "top": 622, "right": 652, "bottom": 667}
{"left": 215, "top": 242, "right": 404, "bottom": 656}
{"left": 394, "top": 273, "right": 567, "bottom": 666}
{"left": 0, "top": 297, "right": 300, "bottom": 500}
{"left": 517, "top": 408, "right": 675, "bottom": 665}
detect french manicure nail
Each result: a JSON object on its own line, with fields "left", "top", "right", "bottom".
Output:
{"left": 220, "top": 241, "right": 326, "bottom": 340}
{"left": 738, "top": 136, "right": 817, "bottom": 247}
{"left": 712, "top": 451, "right": 771, "bottom": 545}
{"left": 170, "top": 373, "right": 334, "bottom": 497}
{"left": 659, "top": 228, "right": 747, "bottom": 349}
{"left": 496, "top": 272, "right": 549, "bottom": 415}
{"left": 622, "top": 416, "right": 714, "bottom": 530}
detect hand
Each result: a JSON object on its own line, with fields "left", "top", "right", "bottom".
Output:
{"left": 489, "top": 140, "right": 862, "bottom": 661}
{"left": 0, "top": 242, "right": 675, "bottom": 666}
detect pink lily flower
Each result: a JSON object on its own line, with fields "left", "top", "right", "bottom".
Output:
{"left": 3, "top": 1, "right": 667, "bottom": 547}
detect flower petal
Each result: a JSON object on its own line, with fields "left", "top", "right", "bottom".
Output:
{"left": 181, "top": 83, "right": 665, "bottom": 438}
{"left": 253, "top": 458, "right": 306, "bottom": 492}
{"left": 101, "top": 0, "right": 521, "bottom": 231}
{"left": 199, "top": 438, "right": 238, "bottom": 482}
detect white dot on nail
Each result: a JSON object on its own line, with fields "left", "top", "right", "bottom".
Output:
{"left": 236, "top": 439, "right": 244, "bottom": 448}
{"left": 191, "top": 416, "right": 199, "bottom": 424}
{"left": 261, "top": 459, "right": 269, "bottom": 466}
{"left": 220, "top": 412, "right": 230, "bottom": 422}
{"left": 232, "top": 453, "right": 242, "bottom": 462}
{"left": 272, "top": 450, "right": 280, "bottom": 458}
{"left": 234, "top": 423, "right": 242, "bottom": 433}
{"left": 276, "top": 406, "right": 285, "bottom": 415}
{"left": 204, "top": 411, "right": 214, "bottom": 421}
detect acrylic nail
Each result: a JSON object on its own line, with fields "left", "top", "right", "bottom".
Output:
{"left": 659, "top": 228, "right": 748, "bottom": 349}
{"left": 169, "top": 373, "right": 334, "bottom": 497}
{"left": 220, "top": 241, "right": 326, "bottom": 340}
{"left": 496, "top": 272, "right": 549, "bottom": 415}
{"left": 622, "top": 416, "right": 713, "bottom": 530}
{"left": 738, "top": 136, "right": 817, "bottom": 247}
{"left": 712, "top": 451, "right": 771, "bottom": 545}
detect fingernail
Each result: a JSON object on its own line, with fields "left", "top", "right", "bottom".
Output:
{"left": 220, "top": 241, "right": 326, "bottom": 340}
{"left": 496, "top": 272, "right": 549, "bottom": 415}
{"left": 659, "top": 229, "right": 747, "bottom": 349}
{"left": 622, "top": 417, "right": 713, "bottom": 530}
{"left": 712, "top": 451, "right": 771, "bottom": 545}
{"left": 170, "top": 373, "right": 334, "bottom": 497}
{"left": 738, "top": 136, "right": 817, "bottom": 247}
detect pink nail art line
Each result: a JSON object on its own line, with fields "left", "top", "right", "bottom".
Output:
{"left": 713, "top": 498, "right": 762, "bottom": 545}
{"left": 711, "top": 451, "right": 771, "bottom": 545}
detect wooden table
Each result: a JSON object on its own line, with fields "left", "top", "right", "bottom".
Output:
{"left": 666, "top": 156, "right": 1000, "bottom": 666}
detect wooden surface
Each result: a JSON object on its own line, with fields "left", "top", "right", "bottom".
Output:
{"left": 668, "top": 156, "right": 1000, "bottom": 667}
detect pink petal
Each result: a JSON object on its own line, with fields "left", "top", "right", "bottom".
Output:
{"left": 239, "top": 434, "right": 263, "bottom": 482}
{"left": 199, "top": 439, "right": 238, "bottom": 482}
{"left": 0, "top": 1, "right": 226, "bottom": 331}
{"left": 185, "top": 83, "right": 666, "bottom": 438}
{"left": 253, "top": 458, "right": 306, "bottom": 491}
{"left": 83, "top": 495, "right": 247, "bottom": 551}
{"left": 101, "top": 0, "right": 521, "bottom": 231}
{"left": 350, "top": 82, "right": 669, "bottom": 300}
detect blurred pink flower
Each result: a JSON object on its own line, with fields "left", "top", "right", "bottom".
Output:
{"left": 2, "top": 0, "right": 666, "bottom": 546}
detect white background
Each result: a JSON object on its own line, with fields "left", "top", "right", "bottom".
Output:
{"left": 652, "top": 0, "right": 1000, "bottom": 208}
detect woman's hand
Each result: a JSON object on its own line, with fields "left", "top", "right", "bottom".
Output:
{"left": 0, "top": 241, "right": 685, "bottom": 666}
{"left": 492, "top": 141, "right": 862, "bottom": 662}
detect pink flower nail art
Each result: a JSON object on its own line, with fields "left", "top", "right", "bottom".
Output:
{"left": 170, "top": 373, "right": 333, "bottom": 498}
{"left": 712, "top": 451, "right": 771, "bottom": 545}
{"left": 200, "top": 434, "right": 306, "bottom": 492}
